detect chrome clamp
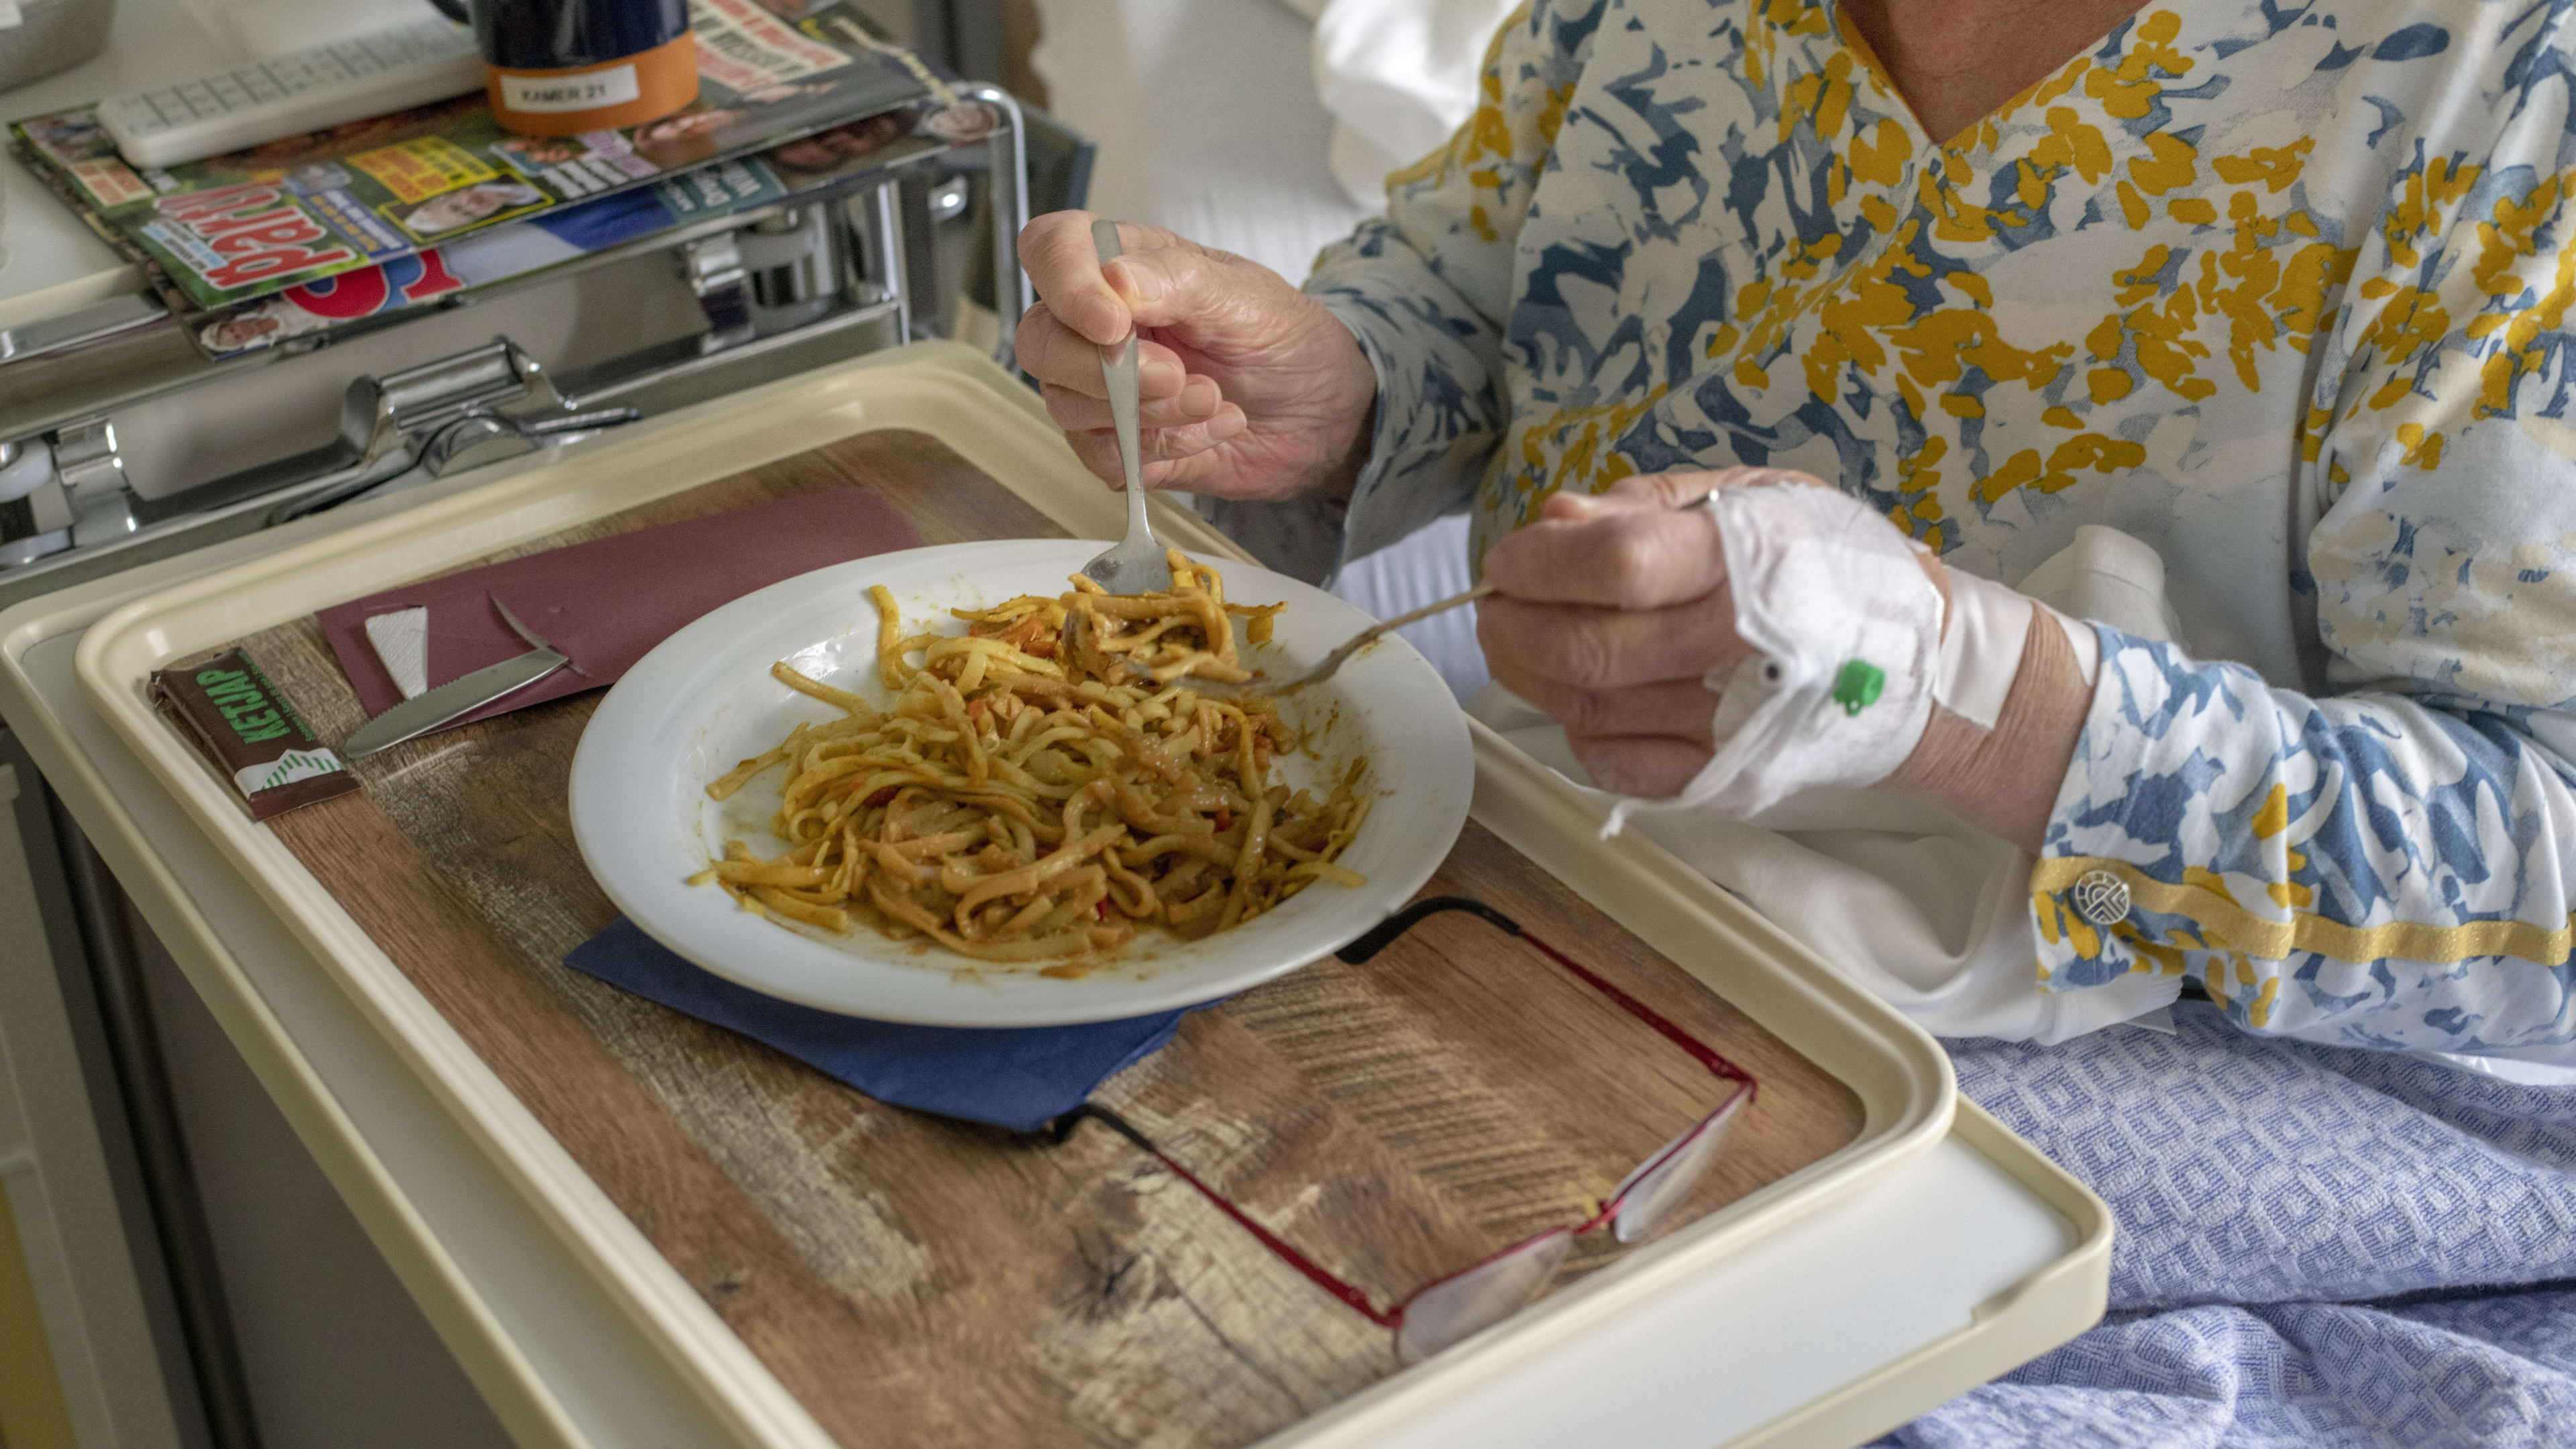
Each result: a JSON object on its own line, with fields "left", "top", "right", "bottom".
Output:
{"left": 272, "top": 336, "right": 635, "bottom": 523}
{"left": 680, "top": 232, "right": 758, "bottom": 352}
{"left": 0, "top": 416, "right": 131, "bottom": 570}
{"left": 57, "top": 417, "right": 136, "bottom": 548}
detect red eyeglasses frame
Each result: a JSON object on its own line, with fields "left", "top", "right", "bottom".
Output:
{"left": 1049, "top": 896, "right": 1758, "bottom": 1363}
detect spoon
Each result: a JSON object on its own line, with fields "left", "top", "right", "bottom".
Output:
{"left": 1071, "top": 218, "right": 1175, "bottom": 595}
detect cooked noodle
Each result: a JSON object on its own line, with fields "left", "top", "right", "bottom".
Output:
{"left": 692, "top": 550, "right": 1371, "bottom": 966}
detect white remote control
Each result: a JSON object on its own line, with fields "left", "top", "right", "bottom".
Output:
{"left": 96, "top": 21, "right": 486, "bottom": 170}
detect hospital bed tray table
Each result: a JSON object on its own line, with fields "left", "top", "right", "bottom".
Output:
{"left": 29, "top": 343, "right": 2108, "bottom": 1448}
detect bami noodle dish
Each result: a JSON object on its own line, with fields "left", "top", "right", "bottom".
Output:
{"left": 692, "top": 551, "right": 1371, "bottom": 967}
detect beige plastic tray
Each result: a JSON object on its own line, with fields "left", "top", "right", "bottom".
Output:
{"left": 68, "top": 341, "right": 2107, "bottom": 1448}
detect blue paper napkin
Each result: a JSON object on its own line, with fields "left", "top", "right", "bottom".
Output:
{"left": 564, "top": 917, "right": 1192, "bottom": 1132}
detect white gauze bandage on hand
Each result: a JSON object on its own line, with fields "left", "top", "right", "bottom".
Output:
{"left": 1605, "top": 480, "right": 1942, "bottom": 830}
{"left": 1934, "top": 568, "right": 2038, "bottom": 730}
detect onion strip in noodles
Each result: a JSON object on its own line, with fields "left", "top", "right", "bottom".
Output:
{"left": 692, "top": 551, "right": 1371, "bottom": 965}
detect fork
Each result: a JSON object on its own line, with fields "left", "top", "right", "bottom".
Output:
{"left": 1205, "top": 583, "right": 1494, "bottom": 699}
{"left": 1195, "top": 487, "right": 1718, "bottom": 698}
{"left": 1071, "top": 218, "right": 1176, "bottom": 596}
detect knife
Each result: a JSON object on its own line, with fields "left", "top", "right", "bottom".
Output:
{"left": 342, "top": 595, "right": 572, "bottom": 759}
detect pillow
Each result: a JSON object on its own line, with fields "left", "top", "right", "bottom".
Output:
{"left": 1311, "top": 0, "right": 1518, "bottom": 209}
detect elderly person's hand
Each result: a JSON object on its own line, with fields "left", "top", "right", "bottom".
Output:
{"left": 1015, "top": 211, "right": 1378, "bottom": 501}
{"left": 1482, "top": 470, "right": 2089, "bottom": 849}
{"left": 1477, "top": 472, "right": 1763, "bottom": 798}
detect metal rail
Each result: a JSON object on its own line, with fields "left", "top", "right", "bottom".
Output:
{"left": 964, "top": 82, "right": 1033, "bottom": 368}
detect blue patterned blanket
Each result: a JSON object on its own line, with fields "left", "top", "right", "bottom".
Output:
{"left": 1878, "top": 1005, "right": 2576, "bottom": 1448}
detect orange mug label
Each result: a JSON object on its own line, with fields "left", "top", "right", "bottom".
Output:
{"left": 498, "top": 64, "right": 643, "bottom": 113}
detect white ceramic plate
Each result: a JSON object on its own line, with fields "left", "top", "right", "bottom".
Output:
{"left": 568, "top": 539, "right": 1474, "bottom": 1026}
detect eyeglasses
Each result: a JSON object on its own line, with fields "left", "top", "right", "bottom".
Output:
{"left": 1049, "top": 896, "right": 1757, "bottom": 1364}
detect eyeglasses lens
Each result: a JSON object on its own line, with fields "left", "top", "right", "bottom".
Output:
{"left": 1609, "top": 1088, "right": 1749, "bottom": 1244}
{"left": 1392, "top": 1228, "right": 1574, "bottom": 1365}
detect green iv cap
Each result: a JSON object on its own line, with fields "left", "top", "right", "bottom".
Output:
{"left": 1833, "top": 659, "right": 1885, "bottom": 716}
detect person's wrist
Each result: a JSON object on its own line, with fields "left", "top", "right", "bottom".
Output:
{"left": 1879, "top": 702, "right": 1982, "bottom": 798}
{"left": 1880, "top": 606, "right": 2090, "bottom": 851}
{"left": 1299, "top": 327, "right": 1380, "bottom": 506}
{"left": 1315, "top": 396, "right": 1375, "bottom": 506}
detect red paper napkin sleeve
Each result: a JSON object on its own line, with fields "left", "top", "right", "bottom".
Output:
{"left": 317, "top": 488, "right": 924, "bottom": 734}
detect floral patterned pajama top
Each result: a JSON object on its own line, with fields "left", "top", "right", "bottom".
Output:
{"left": 1205, "top": 0, "right": 2576, "bottom": 1056}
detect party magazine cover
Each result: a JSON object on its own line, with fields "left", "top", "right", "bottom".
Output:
{"left": 191, "top": 105, "right": 965, "bottom": 360}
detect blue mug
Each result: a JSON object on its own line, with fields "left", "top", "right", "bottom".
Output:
{"left": 428, "top": 0, "right": 698, "bottom": 136}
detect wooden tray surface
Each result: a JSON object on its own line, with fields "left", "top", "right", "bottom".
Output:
{"left": 211, "top": 432, "right": 1863, "bottom": 1448}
